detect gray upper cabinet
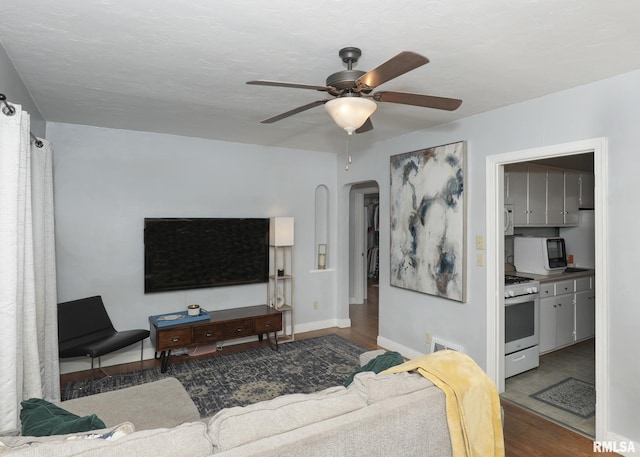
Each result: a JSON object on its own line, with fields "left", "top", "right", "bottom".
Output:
{"left": 546, "top": 168, "right": 565, "bottom": 226}
{"left": 579, "top": 172, "right": 595, "bottom": 209}
{"left": 507, "top": 163, "right": 546, "bottom": 226}
{"left": 506, "top": 164, "right": 584, "bottom": 227}
{"left": 562, "top": 170, "right": 580, "bottom": 226}
{"left": 506, "top": 164, "right": 528, "bottom": 225}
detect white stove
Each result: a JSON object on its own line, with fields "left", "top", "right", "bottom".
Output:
{"left": 504, "top": 274, "right": 540, "bottom": 378}
{"left": 504, "top": 274, "right": 539, "bottom": 298}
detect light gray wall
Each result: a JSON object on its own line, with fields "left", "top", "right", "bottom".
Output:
{"left": 0, "top": 43, "right": 45, "bottom": 136}
{"left": 47, "top": 123, "right": 339, "bottom": 369}
{"left": 337, "top": 68, "right": 640, "bottom": 444}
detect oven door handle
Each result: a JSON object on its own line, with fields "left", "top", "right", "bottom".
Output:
{"left": 505, "top": 293, "right": 538, "bottom": 306}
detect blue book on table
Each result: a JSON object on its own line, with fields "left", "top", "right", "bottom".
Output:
{"left": 149, "top": 309, "right": 210, "bottom": 328}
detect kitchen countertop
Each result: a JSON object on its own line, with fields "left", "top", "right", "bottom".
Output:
{"left": 506, "top": 265, "right": 595, "bottom": 283}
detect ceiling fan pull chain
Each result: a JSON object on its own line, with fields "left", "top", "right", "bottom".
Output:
{"left": 345, "top": 135, "right": 352, "bottom": 171}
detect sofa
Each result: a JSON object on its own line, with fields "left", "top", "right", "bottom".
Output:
{"left": 2, "top": 349, "right": 506, "bottom": 457}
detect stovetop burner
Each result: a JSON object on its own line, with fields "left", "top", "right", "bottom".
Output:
{"left": 505, "top": 274, "right": 535, "bottom": 285}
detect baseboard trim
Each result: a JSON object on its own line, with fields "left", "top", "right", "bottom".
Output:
{"left": 296, "top": 318, "right": 351, "bottom": 333}
{"left": 60, "top": 346, "right": 154, "bottom": 374}
{"left": 376, "top": 336, "right": 423, "bottom": 360}
{"left": 60, "top": 318, "right": 354, "bottom": 374}
{"left": 602, "top": 432, "right": 639, "bottom": 456}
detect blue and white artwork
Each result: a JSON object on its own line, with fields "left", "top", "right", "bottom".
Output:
{"left": 389, "top": 141, "right": 466, "bottom": 302}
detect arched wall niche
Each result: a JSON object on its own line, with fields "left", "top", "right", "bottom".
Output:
{"left": 314, "top": 185, "right": 329, "bottom": 269}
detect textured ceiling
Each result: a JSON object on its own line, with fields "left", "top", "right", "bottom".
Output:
{"left": 2, "top": 0, "right": 640, "bottom": 153}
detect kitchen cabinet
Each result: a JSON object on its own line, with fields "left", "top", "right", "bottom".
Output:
{"left": 555, "top": 279, "right": 574, "bottom": 296}
{"left": 506, "top": 163, "right": 527, "bottom": 225}
{"left": 538, "top": 275, "right": 595, "bottom": 354}
{"left": 575, "top": 276, "right": 595, "bottom": 341}
{"left": 538, "top": 297, "right": 555, "bottom": 353}
{"left": 506, "top": 164, "right": 580, "bottom": 227}
{"left": 506, "top": 163, "right": 546, "bottom": 226}
{"left": 562, "top": 170, "right": 580, "bottom": 225}
{"left": 555, "top": 294, "right": 575, "bottom": 347}
{"left": 546, "top": 168, "right": 564, "bottom": 226}
{"left": 539, "top": 293, "right": 574, "bottom": 353}
{"left": 579, "top": 172, "right": 595, "bottom": 209}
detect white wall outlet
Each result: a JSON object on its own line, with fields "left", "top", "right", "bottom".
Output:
{"left": 425, "top": 332, "right": 432, "bottom": 344}
{"left": 313, "top": 300, "right": 318, "bottom": 310}
{"left": 476, "top": 253, "right": 485, "bottom": 266}
{"left": 475, "top": 234, "right": 485, "bottom": 250}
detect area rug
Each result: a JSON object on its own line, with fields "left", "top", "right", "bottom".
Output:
{"left": 62, "top": 334, "right": 365, "bottom": 417}
{"left": 529, "top": 377, "right": 596, "bottom": 418}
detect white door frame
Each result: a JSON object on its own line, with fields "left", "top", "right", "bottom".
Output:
{"left": 351, "top": 192, "right": 365, "bottom": 304}
{"left": 485, "top": 137, "right": 608, "bottom": 440}
{"left": 349, "top": 184, "right": 379, "bottom": 304}
{"left": 363, "top": 206, "right": 369, "bottom": 301}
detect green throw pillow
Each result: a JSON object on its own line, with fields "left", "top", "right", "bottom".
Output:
{"left": 344, "top": 351, "right": 404, "bottom": 387}
{"left": 20, "top": 398, "right": 106, "bottom": 437}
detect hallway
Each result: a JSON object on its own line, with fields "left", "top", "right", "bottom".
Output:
{"left": 349, "top": 280, "right": 379, "bottom": 347}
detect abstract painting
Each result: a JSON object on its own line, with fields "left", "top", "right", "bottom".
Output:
{"left": 390, "top": 141, "right": 466, "bottom": 302}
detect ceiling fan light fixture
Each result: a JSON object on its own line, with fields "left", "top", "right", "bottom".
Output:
{"left": 324, "top": 97, "right": 377, "bottom": 134}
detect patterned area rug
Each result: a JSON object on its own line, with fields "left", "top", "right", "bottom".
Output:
{"left": 530, "top": 377, "right": 596, "bottom": 418}
{"left": 62, "top": 334, "right": 365, "bottom": 417}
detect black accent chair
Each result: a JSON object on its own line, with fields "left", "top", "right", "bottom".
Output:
{"left": 58, "top": 296, "right": 150, "bottom": 381}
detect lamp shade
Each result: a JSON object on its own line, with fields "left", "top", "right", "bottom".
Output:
{"left": 324, "top": 97, "right": 377, "bottom": 134}
{"left": 269, "top": 217, "right": 294, "bottom": 246}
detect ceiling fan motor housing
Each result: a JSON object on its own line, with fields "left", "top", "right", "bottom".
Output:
{"left": 326, "top": 47, "right": 367, "bottom": 92}
{"left": 326, "top": 70, "right": 366, "bottom": 91}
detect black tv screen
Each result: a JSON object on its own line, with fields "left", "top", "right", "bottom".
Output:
{"left": 144, "top": 218, "right": 269, "bottom": 293}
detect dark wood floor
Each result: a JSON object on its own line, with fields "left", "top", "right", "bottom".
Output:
{"left": 60, "top": 280, "right": 617, "bottom": 456}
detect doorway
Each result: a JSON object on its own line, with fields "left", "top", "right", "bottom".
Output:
{"left": 486, "top": 137, "right": 608, "bottom": 440}
{"left": 348, "top": 181, "right": 380, "bottom": 340}
{"left": 501, "top": 153, "right": 595, "bottom": 437}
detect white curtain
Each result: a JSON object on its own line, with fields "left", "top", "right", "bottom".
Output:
{"left": 0, "top": 103, "right": 60, "bottom": 433}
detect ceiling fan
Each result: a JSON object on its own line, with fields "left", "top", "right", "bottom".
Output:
{"left": 247, "top": 47, "right": 462, "bottom": 135}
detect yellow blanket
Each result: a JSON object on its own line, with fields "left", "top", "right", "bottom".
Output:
{"left": 381, "top": 350, "right": 504, "bottom": 457}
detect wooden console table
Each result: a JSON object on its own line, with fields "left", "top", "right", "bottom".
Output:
{"left": 150, "top": 304, "right": 282, "bottom": 372}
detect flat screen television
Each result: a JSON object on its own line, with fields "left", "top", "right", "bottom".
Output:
{"left": 144, "top": 218, "right": 269, "bottom": 293}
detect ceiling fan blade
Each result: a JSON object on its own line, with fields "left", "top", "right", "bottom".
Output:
{"left": 373, "top": 91, "right": 462, "bottom": 111}
{"left": 355, "top": 51, "right": 429, "bottom": 92}
{"left": 355, "top": 117, "right": 374, "bottom": 134}
{"left": 247, "top": 80, "right": 334, "bottom": 92}
{"left": 260, "top": 100, "right": 328, "bottom": 124}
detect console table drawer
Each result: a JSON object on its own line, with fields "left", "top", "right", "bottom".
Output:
{"left": 193, "top": 324, "right": 224, "bottom": 343}
{"left": 157, "top": 328, "right": 192, "bottom": 349}
{"left": 255, "top": 315, "right": 282, "bottom": 333}
{"left": 221, "top": 319, "right": 255, "bottom": 339}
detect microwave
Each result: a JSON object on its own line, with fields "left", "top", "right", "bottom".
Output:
{"left": 514, "top": 237, "right": 567, "bottom": 275}
{"left": 504, "top": 203, "right": 514, "bottom": 235}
